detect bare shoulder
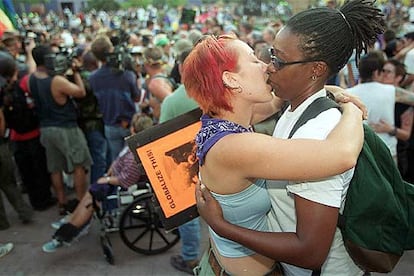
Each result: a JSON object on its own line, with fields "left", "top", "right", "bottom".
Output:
{"left": 51, "top": 75, "right": 68, "bottom": 87}
{"left": 206, "top": 132, "right": 273, "bottom": 168}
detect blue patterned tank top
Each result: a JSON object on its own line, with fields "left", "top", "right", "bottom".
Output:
{"left": 196, "top": 114, "right": 271, "bottom": 257}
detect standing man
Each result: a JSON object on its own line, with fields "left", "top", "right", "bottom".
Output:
{"left": 89, "top": 35, "right": 140, "bottom": 164}
{"left": 0, "top": 51, "right": 33, "bottom": 229}
{"left": 30, "top": 45, "right": 92, "bottom": 215}
{"left": 159, "top": 49, "right": 201, "bottom": 275}
{"left": 1, "top": 33, "right": 56, "bottom": 211}
{"left": 75, "top": 50, "right": 108, "bottom": 184}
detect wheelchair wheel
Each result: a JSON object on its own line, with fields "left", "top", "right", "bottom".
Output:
{"left": 100, "top": 233, "right": 115, "bottom": 265}
{"left": 119, "top": 192, "right": 180, "bottom": 255}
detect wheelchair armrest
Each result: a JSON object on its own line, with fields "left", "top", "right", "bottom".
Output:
{"left": 136, "top": 181, "right": 149, "bottom": 190}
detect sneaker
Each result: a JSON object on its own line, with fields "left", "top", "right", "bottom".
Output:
{"left": 170, "top": 255, "right": 198, "bottom": 275}
{"left": 0, "top": 243, "right": 14, "bottom": 258}
{"left": 51, "top": 215, "right": 71, "bottom": 229}
{"left": 42, "top": 239, "right": 64, "bottom": 253}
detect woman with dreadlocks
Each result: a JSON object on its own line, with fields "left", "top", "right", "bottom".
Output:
{"left": 194, "top": 0, "right": 384, "bottom": 275}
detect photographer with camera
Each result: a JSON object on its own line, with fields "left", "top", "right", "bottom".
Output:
{"left": 89, "top": 35, "right": 140, "bottom": 164}
{"left": 30, "top": 44, "right": 92, "bottom": 216}
{"left": 0, "top": 31, "right": 36, "bottom": 77}
{"left": 71, "top": 49, "right": 108, "bottom": 185}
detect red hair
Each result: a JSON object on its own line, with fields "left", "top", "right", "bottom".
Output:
{"left": 181, "top": 35, "right": 238, "bottom": 115}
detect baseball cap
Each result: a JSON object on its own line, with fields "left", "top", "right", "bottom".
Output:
{"left": 155, "top": 36, "right": 170, "bottom": 47}
{"left": 1, "top": 31, "right": 21, "bottom": 43}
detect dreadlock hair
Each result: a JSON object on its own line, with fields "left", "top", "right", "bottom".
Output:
{"left": 285, "top": 0, "right": 385, "bottom": 77}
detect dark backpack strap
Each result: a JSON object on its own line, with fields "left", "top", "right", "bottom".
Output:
{"left": 287, "top": 93, "right": 343, "bottom": 274}
{"left": 151, "top": 74, "right": 177, "bottom": 89}
{"left": 288, "top": 94, "right": 340, "bottom": 138}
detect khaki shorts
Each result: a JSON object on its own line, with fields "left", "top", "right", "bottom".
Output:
{"left": 40, "top": 126, "right": 92, "bottom": 173}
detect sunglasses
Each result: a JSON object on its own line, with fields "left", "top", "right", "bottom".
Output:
{"left": 269, "top": 48, "right": 320, "bottom": 70}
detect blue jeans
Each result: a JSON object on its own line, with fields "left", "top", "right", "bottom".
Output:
{"left": 85, "top": 130, "right": 108, "bottom": 184}
{"left": 179, "top": 217, "right": 201, "bottom": 261}
{"left": 104, "top": 125, "right": 130, "bottom": 164}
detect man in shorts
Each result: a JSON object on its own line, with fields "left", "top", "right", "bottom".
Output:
{"left": 30, "top": 44, "right": 92, "bottom": 215}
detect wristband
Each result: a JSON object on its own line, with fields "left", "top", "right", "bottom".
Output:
{"left": 106, "top": 176, "right": 110, "bottom": 184}
{"left": 389, "top": 127, "right": 397, "bottom": 136}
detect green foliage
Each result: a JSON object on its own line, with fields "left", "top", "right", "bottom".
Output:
{"left": 165, "top": 0, "right": 187, "bottom": 7}
{"left": 121, "top": 0, "right": 188, "bottom": 8}
{"left": 121, "top": 0, "right": 152, "bottom": 8}
{"left": 86, "top": 0, "right": 120, "bottom": 11}
{"left": 15, "top": 0, "right": 49, "bottom": 3}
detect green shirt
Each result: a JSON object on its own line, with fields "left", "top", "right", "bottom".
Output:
{"left": 159, "top": 84, "right": 198, "bottom": 123}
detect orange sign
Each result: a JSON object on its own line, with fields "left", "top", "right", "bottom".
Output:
{"left": 137, "top": 122, "right": 201, "bottom": 218}
{"left": 126, "top": 108, "right": 202, "bottom": 230}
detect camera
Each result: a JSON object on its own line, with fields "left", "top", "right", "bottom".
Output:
{"left": 105, "top": 29, "right": 132, "bottom": 72}
{"left": 22, "top": 30, "right": 43, "bottom": 45}
{"left": 44, "top": 47, "right": 77, "bottom": 76}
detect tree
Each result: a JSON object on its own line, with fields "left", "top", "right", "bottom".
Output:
{"left": 86, "top": 0, "right": 120, "bottom": 12}
{"left": 166, "top": 0, "right": 187, "bottom": 8}
{"left": 121, "top": 0, "right": 152, "bottom": 9}
{"left": 14, "top": 0, "right": 49, "bottom": 3}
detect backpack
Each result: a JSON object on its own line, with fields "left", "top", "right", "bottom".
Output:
{"left": 288, "top": 96, "right": 414, "bottom": 273}
{"left": 1, "top": 75, "right": 39, "bottom": 134}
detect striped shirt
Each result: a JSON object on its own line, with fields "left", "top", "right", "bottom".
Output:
{"left": 111, "top": 146, "right": 141, "bottom": 188}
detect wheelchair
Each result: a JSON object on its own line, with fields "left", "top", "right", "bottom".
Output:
{"left": 95, "top": 181, "right": 180, "bottom": 264}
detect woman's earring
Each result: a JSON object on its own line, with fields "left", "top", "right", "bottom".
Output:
{"left": 224, "top": 81, "right": 243, "bottom": 93}
{"left": 311, "top": 75, "right": 317, "bottom": 81}
{"left": 234, "top": 86, "right": 242, "bottom": 93}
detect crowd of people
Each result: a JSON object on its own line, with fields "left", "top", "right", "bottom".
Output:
{"left": 1, "top": 0, "right": 414, "bottom": 274}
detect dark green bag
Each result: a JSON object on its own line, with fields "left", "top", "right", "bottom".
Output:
{"left": 289, "top": 96, "right": 414, "bottom": 273}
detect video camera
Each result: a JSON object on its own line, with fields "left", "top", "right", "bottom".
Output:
{"left": 44, "top": 47, "right": 77, "bottom": 76}
{"left": 22, "top": 30, "right": 43, "bottom": 46}
{"left": 105, "top": 29, "right": 132, "bottom": 72}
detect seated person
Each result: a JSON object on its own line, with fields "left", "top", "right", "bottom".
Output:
{"left": 42, "top": 113, "right": 153, "bottom": 252}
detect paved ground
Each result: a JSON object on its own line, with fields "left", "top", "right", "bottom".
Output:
{"left": 1, "top": 192, "right": 413, "bottom": 276}
{"left": 1, "top": 191, "right": 209, "bottom": 276}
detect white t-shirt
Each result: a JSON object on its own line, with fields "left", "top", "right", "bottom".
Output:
{"left": 267, "top": 90, "right": 363, "bottom": 276}
{"left": 347, "top": 82, "right": 397, "bottom": 157}
{"left": 408, "top": 7, "right": 414, "bottom": 22}
{"left": 405, "top": 48, "right": 414, "bottom": 75}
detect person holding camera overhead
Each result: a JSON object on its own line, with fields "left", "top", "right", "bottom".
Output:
{"left": 88, "top": 35, "right": 140, "bottom": 164}
{"left": 30, "top": 44, "right": 92, "bottom": 216}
